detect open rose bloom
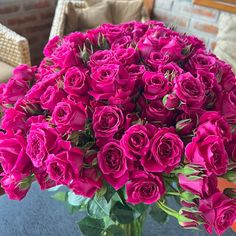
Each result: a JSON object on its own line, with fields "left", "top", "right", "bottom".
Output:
{"left": 0, "top": 21, "right": 236, "bottom": 236}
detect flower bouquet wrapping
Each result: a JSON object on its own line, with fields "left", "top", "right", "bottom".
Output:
{"left": 0, "top": 20, "right": 236, "bottom": 236}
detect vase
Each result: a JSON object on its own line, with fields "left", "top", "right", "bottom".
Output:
{"left": 119, "top": 214, "right": 146, "bottom": 236}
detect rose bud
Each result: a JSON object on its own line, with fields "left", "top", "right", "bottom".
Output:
{"left": 162, "top": 93, "right": 180, "bottom": 110}
{"left": 180, "top": 200, "right": 197, "bottom": 208}
{"left": 223, "top": 169, "right": 236, "bottom": 182}
{"left": 179, "top": 208, "right": 202, "bottom": 230}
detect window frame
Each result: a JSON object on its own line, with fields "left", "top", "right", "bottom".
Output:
{"left": 193, "top": 0, "right": 236, "bottom": 13}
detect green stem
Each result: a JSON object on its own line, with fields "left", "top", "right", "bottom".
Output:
{"left": 157, "top": 201, "right": 191, "bottom": 223}
{"left": 166, "top": 192, "right": 181, "bottom": 196}
{"left": 119, "top": 214, "right": 146, "bottom": 236}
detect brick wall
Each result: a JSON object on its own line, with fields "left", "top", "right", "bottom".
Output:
{"left": 153, "top": 0, "right": 223, "bottom": 51}
{"left": 0, "top": 0, "right": 57, "bottom": 65}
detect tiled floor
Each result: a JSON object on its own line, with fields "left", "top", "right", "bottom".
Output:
{"left": 0, "top": 184, "right": 234, "bottom": 236}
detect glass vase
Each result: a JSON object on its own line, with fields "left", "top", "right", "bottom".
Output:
{"left": 119, "top": 214, "right": 146, "bottom": 236}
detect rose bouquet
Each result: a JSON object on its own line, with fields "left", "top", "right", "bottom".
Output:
{"left": 0, "top": 20, "right": 236, "bottom": 236}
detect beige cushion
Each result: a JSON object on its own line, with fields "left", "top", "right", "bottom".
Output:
{"left": 110, "top": 0, "right": 143, "bottom": 24}
{"left": 214, "top": 13, "right": 236, "bottom": 73}
{"left": 66, "top": 1, "right": 112, "bottom": 33}
{"left": 0, "top": 61, "right": 13, "bottom": 83}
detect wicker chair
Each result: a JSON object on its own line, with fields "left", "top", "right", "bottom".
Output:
{"left": 0, "top": 23, "right": 31, "bottom": 83}
{"left": 49, "top": 0, "right": 154, "bottom": 39}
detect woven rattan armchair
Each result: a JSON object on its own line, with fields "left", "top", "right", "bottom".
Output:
{"left": 0, "top": 23, "right": 31, "bottom": 83}
{"left": 0, "top": 23, "right": 31, "bottom": 67}
{"left": 49, "top": 0, "right": 154, "bottom": 39}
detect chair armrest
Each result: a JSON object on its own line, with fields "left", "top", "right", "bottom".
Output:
{"left": 49, "top": 0, "right": 86, "bottom": 39}
{"left": 0, "top": 24, "right": 31, "bottom": 67}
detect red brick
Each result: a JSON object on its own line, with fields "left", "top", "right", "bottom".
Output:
{"left": 154, "top": 10, "right": 170, "bottom": 22}
{"left": 192, "top": 5, "right": 219, "bottom": 21}
{"left": 0, "top": 5, "right": 20, "bottom": 14}
{"left": 25, "top": 22, "right": 52, "bottom": 33}
{"left": 192, "top": 21, "right": 218, "bottom": 35}
{"left": 23, "top": 0, "right": 51, "bottom": 11}
{"left": 154, "top": 10, "right": 189, "bottom": 29}
{"left": 40, "top": 10, "right": 54, "bottom": 20}
{"left": 7, "top": 15, "right": 37, "bottom": 26}
{"left": 172, "top": 15, "right": 189, "bottom": 28}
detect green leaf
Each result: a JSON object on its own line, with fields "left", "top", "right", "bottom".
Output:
{"left": 51, "top": 191, "right": 67, "bottom": 202}
{"left": 78, "top": 216, "right": 105, "bottom": 236}
{"left": 150, "top": 204, "right": 168, "bottom": 224}
{"left": 180, "top": 191, "right": 200, "bottom": 202}
{"left": 105, "top": 225, "right": 126, "bottom": 236}
{"left": 67, "top": 191, "right": 90, "bottom": 207}
{"left": 87, "top": 196, "right": 112, "bottom": 219}
{"left": 104, "top": 184, "right": 116, "bottom": 202}
{"left": 66, "top": 204, "right": 81, "bottom": 215}
{"left": 128, "top": 203, "right": 149, "bottom": 219}
{"left": 110, "top": 202, "right": 134, "bottom": 224}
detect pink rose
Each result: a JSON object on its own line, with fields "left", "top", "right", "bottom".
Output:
{"left": 220, "top": 87, "right": 236, "bottom": 122}
{"left": 176, "top": 112, "right": 199, "bottom": 136}
{"left": 52, "top": 99, "right": 87, "bottom": 133}
{"left": 101, "top": 24, "right": 124, "bottom": 44}
{"left": 89, "top": 64, "right": 129, "bottom": 101}
{"left": 160, "top": 36, "right": 186, "bottom": 61}
{"left": 120, "top": 124, "right": 151, "bottom": 160}
{"left": 174, "top": 72, "right": 205, "bottom": 110}
{"left": 0, "top": 173, "right": 32, "bottom": 200}
{"left": 69, "top": 153, "right": 102, "bottom": 198}
{"left": 138, "top": 27, "right": 176, "bottom": 58}
{"left": 126, "top": 171, "right": 165, "bottom": 204}
{"left": 179, "top": 173, "right": 218, "bottom": 198}
{"left": 144, "top": 99, "right": 174, "bottom": 125}
{"left": 2, "top": 77, "right": 29, "bottom": 104}
{"left": 97, "top": 140, "right": 128, "bottom": 190}
{"left": 146, "top": 52, "right": 169, "bottom": 71}
{"left": 46, "top": 146, "right": 83, "bottom": 185}
{"left": 127, "top": 64, "right": 146, "bottom": 81}
{"left": 142, "top": 128, "right": 184, "bottom": 173}
{"left": 26, "top": 122, "right": 59, "bottom": 168}
{"left": 33, "top": 167, "right": 56, "bottom": 190}
{"left": 114, "top": 48, "right": 138, "bottom": 66}
{"left": 111, "top": 36, "right": 132, "bottom": 49}
{"left": 51, "top": 41, "right": 82, "bottom": 68}
{"left": 199, "top": 111, "right": 231, "bottom": 142}
{"left": 0, "top": 133, "right": 32, "bottom": 177}
{"left": 143, "top": 71, "right": 171, "bottom": 100}
{"left": 64, "top": 67, "right": 88, "bottom": 96}
{"left": 25, "top": 71, "right": 60, "bottom": 103}
{"left": 12, "top": 64, "right": 35, "bottom": 82}
{"left": 197, "top": 70, "right": 216, "bottom": 92}
{"left": 92, "top": 105, "right": 124, "bottom": 145}
{"left": 186, "top": 134, "right": 228, "bottom": 176}
{"left": 1, "top": 108, "right": 27, "bottom": 133}
{"left": 186, "top": 50, "right": 217, "bottom": 75}
{"left": 199, "top": 192, "right": 236, "bottom": 235}
{"left": 43, "top": 36, "right": 61, "bottom": 57}
{"left": 225, "top": 133, "right": 236, "bottom": 162}
{"left": 40, "top": 84, "right": 66, "bottom": 112}
{"left": 158, "top": 62, "right": 183, "bottom": 80}
{"left": 89, "top": 50, "right": 114, "bottom": 67}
